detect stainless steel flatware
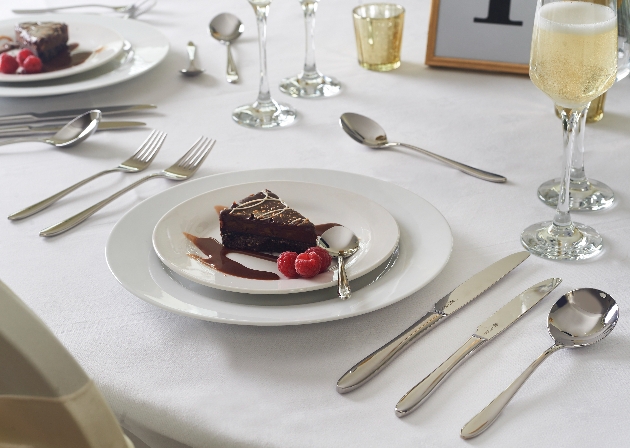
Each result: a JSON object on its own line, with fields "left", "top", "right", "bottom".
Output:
{"left": 461, "top": 288, "right": 618, "bottom": 439}
{"left": 209, "top": 13, "right": 244, "bottom": 83}
{"left": 13, "top": 0, "right": 157, "bottom": 19}
{"left": 0, "top": 110, "right": 100, "bottom": 148}
{"left": 339, "top": 112, "right": 507, "bottom": 183}
{"left": 9, "top": 130, "right": 166, "bottom": 221}
{"left": 0, "top": 105, "right": 156, "bottom": 126}
{"left": 336, "top": 251, "right": 530, "bottom": 393}
{"left": 0, "top": 121, "right": 146, "bottom": 138}
{"left": 39, "top": 136, "right": 215, "bottom": 237}
{"left": 180, "top": 41, "right": 205, "bottom": 77}
{"left": 395, "top": 278, "right": 562, "bottom": 417}
{"left": 318, "top": 226, "right": 360, "bottom": 301}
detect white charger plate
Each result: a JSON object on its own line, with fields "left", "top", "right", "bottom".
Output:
{"left": 0, "top": 14, "right": 168, "bottom": 97}
{"left": 0, "top": 20, "right": 124, "bottom": 82}
{"left": 106, "top": 169, "right": 453, "bottom": 326}
{"left": 152, "top": 181, "right": 400, "bottom": 294}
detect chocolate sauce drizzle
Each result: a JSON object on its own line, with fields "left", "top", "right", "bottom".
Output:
{"left": 0, "top": 41, "right": 92, "bottom": 73}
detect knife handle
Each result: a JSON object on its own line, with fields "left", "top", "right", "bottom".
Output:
{"left": 396, "top": 335, "right": 486, "bottom": 417}
{"left": 336, "top": 311, "right": 444, "bottom": 393}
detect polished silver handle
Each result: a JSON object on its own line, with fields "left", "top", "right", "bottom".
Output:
{"left": 337, "top": 255, "right": 351, "bottom": 300}
{"left": 186, "top": 42, "right": 197, "bottom": 66}
{"left": 39, "top": 173, "right": 162, "bottom": 237}
{"left": 13, "top": 4, "right": 121, "bottom": 13}
{"left": 396, "top": 143, "right": 507, "bottom": 183}
{"left": 396, "top": 336, "right": 486, "bottom": 417}
{"left": 226, "top": 44, "right": 239, "bottom": 83}
{"left": 9, "top": 169, "right": 118, "bottom": 220}
{"left": 337, "top": 311, "right": 444, "bottom": 393}
{"left": 0, "top": 137, "right": 43, "bottom": 146}
{"left": 461, "top": 344, "right": 563, "bottom": 439}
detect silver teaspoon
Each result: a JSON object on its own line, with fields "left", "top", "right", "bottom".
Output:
{"left": 180, "top": 41, "right": 204, "bottom": 77}
{"left": 461, "top": 288, "right": 619, "bottom": 439}
{"left": 0, "top": 110, "right": 101, "bottom": 148}
{"left": 318, "top": 226, "right": 360, "bottom": 300}
{"left": 209, "top": 13, "right": 244, "bottom": 83}
{"left": 340, "top": 112, "right": 507, "bottom": 183}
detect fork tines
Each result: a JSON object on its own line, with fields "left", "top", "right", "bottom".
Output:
{"left": 135, "top": 129, "right": 167, "bottom": 161}
{"left": 174, "top": 136, "right": 216, "bottom": 171}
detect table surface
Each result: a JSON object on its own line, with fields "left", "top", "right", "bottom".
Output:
{"left": 1, "top": 1, "right": 629, "bottom": 447}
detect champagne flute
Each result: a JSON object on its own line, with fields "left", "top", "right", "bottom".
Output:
{"left": 279, "top": 0, "right": 341, "bottom": 98}
{"left": 538, "top": 0, "right": 630, "bottom": 211}
{"left": 522, "top": 0, "right": 617, "bottom": 260}
{"left": 233, "top": 0, "right": 297, "bottom": 128}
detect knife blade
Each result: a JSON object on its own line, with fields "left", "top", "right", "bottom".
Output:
{"left": 0, "top": 105, "right": 156, "bottom": 125}
{"left": 336, "top": 251, "right": 530, "bottom": 394}
{"left": 0, "top": 121, "right": 146, "bottom": 137}
{"left": 394, "top": 277, "right": 562, "bottom": 417}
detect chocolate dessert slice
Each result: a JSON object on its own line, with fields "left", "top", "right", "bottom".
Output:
{"left": 15, "top": 22, "right": 68, "bottom": 62}
{"left": 219, "top": 190, "right": 317, "bottom": 253}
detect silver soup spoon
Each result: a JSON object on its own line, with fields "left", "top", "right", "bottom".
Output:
{"left": 340, "top": 112, "right": 507, "bottom": 183}
{"left": 209, "top": 13, "right": 243, "bottom": 83}
{"left": 461, "top": 288, "right": 619, "bottom": 439}
{"left": 180, "top": 41, "right": 204, "bottom": 77}
{"left": 0, "top": 110, "right": 101, "bottom": 148}
{"left": 318, "top": 226, "right": 360, "bottom": 301}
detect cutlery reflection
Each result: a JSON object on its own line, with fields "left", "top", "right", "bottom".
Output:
{"left": 179, "top": 41, "right": 204, "bottom": 76}
{"left": 0, "top": 121, "right": 146, "bottom": 138}
{"left": 0, "top": 105, "right": 156, "bottom": 126}
{"left": 9, "top": 130, "right": 166, "bottom": 221}
{"left": 13, "top": 0, "right": 157, "bottom": 19}
{"left": 39, "top": 136, "right": 216, "bottom": 237}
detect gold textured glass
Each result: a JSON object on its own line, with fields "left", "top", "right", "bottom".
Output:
{"left": 353, "top": 4, "right": 404, "bottom": 71}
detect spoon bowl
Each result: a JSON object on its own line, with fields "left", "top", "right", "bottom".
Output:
{"left": 209, "top": 13, "right": 243, "bottom": 83}
{"left": 318, "top": 226, "right": 360, "bottom": 300}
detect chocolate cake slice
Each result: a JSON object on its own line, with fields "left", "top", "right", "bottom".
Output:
{"left": 15, "top": 22, "right": 68, "bottom": 62}
{"left": 219, "top": 190, "right": 317, "bottom": 253}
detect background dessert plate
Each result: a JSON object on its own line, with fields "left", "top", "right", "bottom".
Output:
{"left": 0, "top": 20, "right": 124, "bottom": 82}
{"left": 0, "top": 14, "right": 168, "bottom": 97}
{"left": 106, "top": 169, "right": 453, "bottom": 326}
{"left": 152, "top": 181, "right": 400, "bottom": 294}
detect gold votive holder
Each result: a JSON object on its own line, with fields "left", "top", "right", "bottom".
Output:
{"left": 353, "top": 4, "right": 405, "bottom": 71}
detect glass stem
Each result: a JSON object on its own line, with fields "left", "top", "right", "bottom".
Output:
{"left": 569, "top": 103, "right": 589, "bottom": 185}
{"left": 253, "top": 4, "right": 272, "bottom": 105}
{"left": 301, "top": 0, "right": 320, "bottom": 80}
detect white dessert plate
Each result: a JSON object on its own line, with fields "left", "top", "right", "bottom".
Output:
{"left": 106, "top": 169, "right": 453, "bottom": 326}
{"left": 0, "top": 14, "right": 168, "bottom": 97}
{"left": 152, "top": 181, "right": 400, "bottom": 294}
{"left": 0, "top": 20, "right": 124, "bottom": 82}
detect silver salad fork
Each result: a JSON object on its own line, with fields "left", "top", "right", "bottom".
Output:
{"left": 13, "top": 0, "right": 157, "bottom": 19}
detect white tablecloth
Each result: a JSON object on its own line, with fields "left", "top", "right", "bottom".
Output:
{"left": 1, "top": 1, "right": 629, "bottom": 447}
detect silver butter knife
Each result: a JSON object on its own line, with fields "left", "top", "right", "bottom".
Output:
{"left": 0, "top": 104, "right": 156, "bottom": 125}
{"left": 336, "top": 251, "right": 530, "bottom": 393}
{"left": 395, "top": 277, "right": 562, "bottom": 417}
{"left": 0, "top": 121, "right": 146, "bottom": 137}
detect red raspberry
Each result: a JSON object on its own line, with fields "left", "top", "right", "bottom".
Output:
{"left": 305, "top": 247, "right": 332, "bottom": 273}
{"left": 294, "top": 252, "right": 322, "bottom": 278}
{"left": 22, "top": 55, "right": 43, "bottom": 74}
{"left": 277, "top": 251, "right": 299, "bottom": 278}
{"left": 17, "top": 49, "right": 33, "bottom": 66}
{"left": 0, "top": 53, "right": 18, "bottom": 74}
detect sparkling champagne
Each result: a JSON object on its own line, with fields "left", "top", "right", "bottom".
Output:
{"left": 530, "top": 1, "right": 617, "bottom": 109}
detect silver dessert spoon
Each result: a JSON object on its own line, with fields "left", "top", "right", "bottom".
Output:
{"left": 318, "top": 226, "right": 360, "bottom": 300}
{"left": 461, "top": 288, "right": 619, "bottom": 439}
{"left": 180, "top": 41, "right": 204, "bottom": 77}
{"left": 340, "top": 112, "right": 507, "bottom": 183}
{"left": 0, "top": 110, "right": 101, "bottom": 148}
{"left": 209, "top": 13, "right": 244, "bottom": 83}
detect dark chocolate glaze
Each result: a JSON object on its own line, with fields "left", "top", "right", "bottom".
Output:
{"left": 42, "top": 43, "right": 92, "bottom": 73}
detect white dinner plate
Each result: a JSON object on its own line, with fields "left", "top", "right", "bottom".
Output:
{"left": 106, "top": 169, "right": 453, "bottom": 326}
{"left": 0, "top": 14, "right": 168, "bottom": 97}
{"left": 152, "top": 181, "right": 400, "bottom": 294}
{"left": 0, "top": 20, "right": 124, "bottom": 82}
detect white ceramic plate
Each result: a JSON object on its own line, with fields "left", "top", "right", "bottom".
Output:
{"left": 0, "top": 20, "right": 124, "bottom": 82}
{"left": 152, "top": 181, "right": 400, "bottom": 294}
{"left": 0, "top": 14, "right": 168, "bottom": 97}
{"left": 106, "top": 169, "right": 453, "bottom": 326}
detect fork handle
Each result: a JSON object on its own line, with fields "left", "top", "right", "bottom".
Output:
{"left": 39, "top": 173, "right": 163, "bottom": 237}
{"left": 9, "top": 169, "right": 119, "bottom": 221}
{"left": 13, "top": 5, "right": 122, "bottom": 13}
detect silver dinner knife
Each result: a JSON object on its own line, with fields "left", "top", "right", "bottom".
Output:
{"left": 0, "top": 104, "right": 156, "bottom": 125}
{"left": 0, "top": 121, "right": 146, "bottom": 137}
{"left": 394, "top": 277, "right": 562, "bottom": 417}
{"left": 336, "top": 251, "right": 530, "bottom": 393}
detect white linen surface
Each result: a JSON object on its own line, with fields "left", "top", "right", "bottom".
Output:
{"left": 1, "top": 1, "right": 629, "bottom": 447}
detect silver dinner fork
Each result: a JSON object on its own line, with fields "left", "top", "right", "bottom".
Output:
{"left": 13, "top": 0, "right": 157, "bottom": 19}
{"left": 39, "top": 136, "right": 215, "bottom": 237}
{"left": 8, "top": 130, "right": 166, "bottom": 221}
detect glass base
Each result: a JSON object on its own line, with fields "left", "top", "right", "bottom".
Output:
{"left": 521, "top": 221, "right": 603, "bottom": 261}
{"left": 279, "top": 73, "right": 341, "bottom": 98}
{"left": 232, "top": 99, "right": 297, "bottom": 129}
{"left": 359, "top": 60, "right": 400, "bottom": 72}
{"left": 538, "top": 178, "right": 614, "bottom": 211}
